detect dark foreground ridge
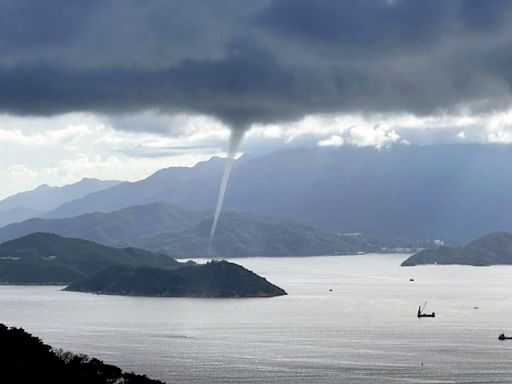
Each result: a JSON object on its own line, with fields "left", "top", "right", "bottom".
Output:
{"left": 66, "top": 260, "right": 287, "bottom": 298}
{"left": 402, "top": 232, "right": 512, "bottom": 266}
{"left": 0, "top": 323, "right": 164, "bottom": 383}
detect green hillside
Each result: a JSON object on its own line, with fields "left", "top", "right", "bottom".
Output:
{"left": 66, "top": 260, "right": 287, "bottom": 298}
{"left": 0, "top": 232, "right": 180, "bottom": 284}
{"left": 402, "top": 232, "right": 512, "bottom": 266}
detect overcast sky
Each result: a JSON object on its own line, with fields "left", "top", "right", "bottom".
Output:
{"left": 2, "top": 0, "right": 512, "bottom": 198}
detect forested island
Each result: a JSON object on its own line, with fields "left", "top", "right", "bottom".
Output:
{"left": 0, "top": 233, "right": 286, "bottom": 298}
{"left": 402, "top": 232, "right": 512, "bottom": 266}
{"left": 65, "top": 260, "right": 287, "bottom": 298}
{"left": 0, "top": 323, "right": 164, "bottom": 383}
{"left": 0, "top": 232, "right": 179, "bottom": 284}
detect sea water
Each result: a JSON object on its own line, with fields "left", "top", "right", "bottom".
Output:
{"left": 1, "top": 254, "right": 512, "bottom": 383}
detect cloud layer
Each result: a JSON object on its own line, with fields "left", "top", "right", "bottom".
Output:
{"left": 2, "top": 0, "right": 512, "bottom": 129}
{"left": 4, "top": 1, "right": 512, "bottom": 199}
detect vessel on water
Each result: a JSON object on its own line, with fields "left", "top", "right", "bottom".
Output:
{"left": 498, "top": 333, "right": 512, "bottom": 340}
{"left": 417, "top": 302, "right": 435, "bottom": 318}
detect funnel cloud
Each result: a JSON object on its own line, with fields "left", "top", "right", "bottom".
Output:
{"left": 4, "top": 1, "right": 512, "bottom": 221}
{"left": 209, "top": 129, "right": 245, "bottom": 241}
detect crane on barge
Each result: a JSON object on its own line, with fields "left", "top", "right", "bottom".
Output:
{"left": 417, "top": 301, "right": 435, "bottom": 318}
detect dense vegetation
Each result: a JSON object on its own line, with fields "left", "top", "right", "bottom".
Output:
{"left": 66, "top": 260, "right": 287, "bottom": 298}
{"left": 0, "top": 232, "right": 180, "bottom": 284}
{"left": 0, "top": 323, "right": 163, "bottom": 383}
{"left": 402, "top": 232, "right": 512, "bottom": 266}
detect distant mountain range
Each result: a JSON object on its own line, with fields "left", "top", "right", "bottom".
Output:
{"left": 0, "top": 202, "right": 430, "bottom": 258}
{"left": 0, "top": 178, "right": 120, "bottom": 226}
{"left": 65, "top": 261, "right": 287, "bottom": 298}
{"left": 133, "top": 210, "right": 427, "bottom": 257}
{"left": 5, "top": 145, "right": 512, "bottom": 244}
{"left": 0, "top": 233, "right": 179, "bottom": 284}
{"left": 44, "top": 158, "right": 226, "bottom": 219}
{"left": 0, "top": 206, "right": 44, "bottom": 228}
{"left": 401, "top": 232, "right": 512, "bottom": 266}
{"left": 11, "top": 144, "right": 512, "bottom": 244}
{"left": 0, "top": 202, "right": 208, "bottom": 248}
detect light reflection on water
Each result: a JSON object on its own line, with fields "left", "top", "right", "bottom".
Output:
{"left": 1, "top": 254, "right": 512, "bottom": 383}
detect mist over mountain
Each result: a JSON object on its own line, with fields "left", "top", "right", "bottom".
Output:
{"left": 0, "top": 178, "right": 121, "bottom": 226}
{"left": 0, "top": 203, "right": 209, "bottom": 247}
{"left": 134, "top": 210, "right": 421, "bottom": 258}
{"left": 44, "top": 159, "right": 226, "bottom": 219}
{"left": 0, "top": 206, "right": 44, "bottom": 228}
{"left": 0, "top": 203, "right": 419, "bottom": 258}
{"left": 38, "top": 145, "right": 512, "bottom": 244}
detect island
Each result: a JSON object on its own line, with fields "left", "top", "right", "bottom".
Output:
{"left": 65, "top": 260, "right": 287, "bottom": 298}
{"left": 0, "top": 322, "right": 164, "bottom": 383}
{"left": 401, "top": 232, "right": 512, "bottom": 266}
{"left": 0, "top": 232, "right": 180, "bottom": 284}
{"left": 0, "top": 233, "right": 286, "bottom": 298}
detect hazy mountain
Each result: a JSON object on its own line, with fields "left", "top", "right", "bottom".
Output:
{"left": 401, "top": 232, "right": 512, "bottom": 266}
{"left": 65, "top": 261, "right": 287, "bottom": 298}
{"left": 0, "top": 206, "right": 44, "bottom": 228}
{"left": 0, "top": 203, "right": 426, "bottom": 258}
{"left": 39, "top": 145, "right": 512, "bottom": 244}
{"left": 45, "top": 158, "right": 226, "bottom": 218}
{"left": 0, "top": 233, "right": 180, "bottom": 284}
{"left": 134, "top": 210, "right": 421, "bottom": 258}
{"left": 0, "top": 178, "right": 121, "bottom": 214}
{"left": 0, "top": 202, "right": 209, "bottom": 246}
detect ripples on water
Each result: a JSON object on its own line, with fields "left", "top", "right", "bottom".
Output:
{"left": 1, "top": 254, "right": 512, "bottom": 383}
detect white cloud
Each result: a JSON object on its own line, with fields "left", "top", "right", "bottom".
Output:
{"left": 346, "top": 125, "right": 400, "bottom": 148}
{"left": 0, "top": 111, "right": 229, "bottom": 199}
{"left": 487, "top": 128, "right": 512, "bottom": 143}
{"left": 318, "top": 135, "right": 344, "bottom": 147}
{"left": 4, "top": 107, "right": 512, "bottom": 199}
{"left": 484, "top": 109, "right": 512, "bottom": 144}
{"left": 0, "top": 152, "right": 218, "bottom": 200}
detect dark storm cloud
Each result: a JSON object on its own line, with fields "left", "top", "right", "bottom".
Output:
{"left": 259, "top": 0, "right": 512, "bottom": 46}
{"left": 2, "top": 0, "right": 512, "bottom": 129}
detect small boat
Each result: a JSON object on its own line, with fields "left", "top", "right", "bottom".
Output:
{"left": 417, "top": 301, "right": 435, "bottom": 318}
{"left": 409, "top": 278, "right": 414, "bottom": 282}
{"left": 498, "top": 333, "right": 512, "bottom": 340}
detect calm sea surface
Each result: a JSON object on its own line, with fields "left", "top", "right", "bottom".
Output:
{"left": 1, "top": 254, "right": 512, "bottom": 383}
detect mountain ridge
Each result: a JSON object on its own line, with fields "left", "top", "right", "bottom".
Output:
{"left": 0, "top": 232, "right": 180, "bottom": 284}
{"left": 401, "top": 232, "right": 512, "bottom": 266}
{"left": 0, "top": 202, "right": 431, "bottom": 258}
{"left": 34, "top": 145, "right": 512, "bottom": 243}
{"left": 0, "top": 178, "right": 122, "bottom": 227}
